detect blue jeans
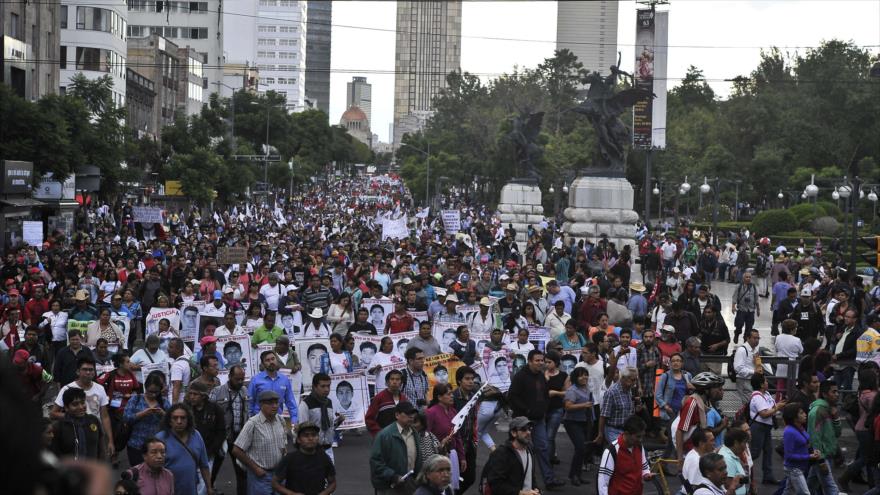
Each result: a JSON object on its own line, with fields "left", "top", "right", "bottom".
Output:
{"left": 784, "top": 466, "right": 810, "bottom": 495}
{"left": 806, "top": 459, "right": 839, "bottom": 495}
{"left": 530, "top": 419, "right": 558, "bottom": 484}
{"left": 477, "top": 401, "right": 501, "bottom": 449}
{"left": 545, "top": 408, "right": 564, "bottom": 460}
{"left": 247, "top": 471, "right": 274, "bottom": 495}
{"left": 750, "top": 422, "right": 774, "bottom": 481}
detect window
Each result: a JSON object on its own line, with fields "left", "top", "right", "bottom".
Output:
{"left": 60, "top": 6, "right": 67, "bottom": 28}
{"left": 279, "top": 39, "right": 297, "bottom": 46}
{"left": 60, "top": 46, "right": 67, "bottom": 69}
{"left": 279, "top": 25, "right": 297, "bottom": 33}
{"left": 258, "top": 38, "right": 275, "bottom": 46}
{"left": 278, "top": 51, "right": 295, "bottom": 59}
{"left": 188, "top": 2, "right": 207, "bottom": 13}
{"left": 279, "top": 0, "right": 295, "bottom": 6}
{"left": 76, "top": 47, "right": 105, "bottom": 72}
{"left": 258, "top": 25, "right": 276, "bottom": 33}
{"left": 10, "top": 13, "right": 20, "bottom": 39}
{"left": 127, "top": 0, "right": 147, "bottom": 12}
{"left": 259, "top": 0, "right": 276, "bottom": 5}
{"left": 264, "top": 77, "right": 275, "bottom": 84}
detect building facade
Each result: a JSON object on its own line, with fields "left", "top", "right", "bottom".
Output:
{"left": 393, "top": 1, "right": 461, "bottom": 147}
{"left": 177, "top": 46, "right": 205, "bottom": 116}
{"left": 304, "top": 0, "right": 331, "bottom": 116}
{"left": 556, "top": 1, "right": 618, "bottom": 75}
{"left": 223, "top": 0, "right": 308, "bottom": 111}
{"left": 127, "top": 35, "right": 180, "bottom": 134}
{"left": 125, "top": 67, "right": 156, "bottom": 138}
{"left": 346, "top": 76, "right": 372, "bottom": 125}
{"left": 340, "top": 106, "right": 371, "bottom": 148}
{"left": 59, "top": 0, "right": 127, "bottom": 106}
{"left": 126, "top": 0, "right": 222, "bottom": 103}
{"left": 1, "top": 0, "right": 61, "bottom": 100}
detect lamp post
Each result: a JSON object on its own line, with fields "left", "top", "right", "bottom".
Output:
{"left": 400, "top": 142, "right": 430, "bottom": 206}
{"left": 251, "top": 101, "right": 286, "bottom": 201}
{"left": 707, "top": 177, "right": 743, "bottom": 233}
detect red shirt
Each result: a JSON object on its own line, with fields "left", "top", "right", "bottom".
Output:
{"left": 24, "top": 298, "right": 49, "bottom": 325}
{"left": 386, "top": 312, "right": 414, "bottom": 334}
{"left": 657, "top": 340, "right": 682, "bottom": 368}
{"left": 98, "top": 370, "right": 141, "bottom": 412}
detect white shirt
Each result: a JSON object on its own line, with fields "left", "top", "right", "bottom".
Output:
{"left": 661, "top": 242, "right": 678, "bottom": 260}
{"left": 683, "top": 449, "right": 703, "bottom": 488}
{"left": 41, "top": 310, "right": 69, "bottom": 342}
{"left": 259, "top": 283, "right": 284, "bottom": 311}
{"left": 733, "top": 344, "right": 758, "bottom": 379}
{"left": 170, "top": 355, "right": 191, "bottom": 403}
{"left": 749, "top": 390, "right": 776, "bottom": 426}
{"left": 468, "top": 311, "right": 495, "bottom": 334}
{"left": 613, "top": 345, "right": 638, "bottom": 371}
{"left": 775, "top": 334, "right": 803, "bottom": 379}
{"left": 213, "top": 325, "right": 246, "bottom": 337}
{"left": 577, "top": 359, "right": 607, "bottom": 405}
{"left": 506, "top": 341, "right": 534, "bottom": 358}
{"left": 55, "top": 381, "right": 109, "bottom": 417}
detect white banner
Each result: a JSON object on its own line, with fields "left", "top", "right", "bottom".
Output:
{"left": 381, "top": 214, "right": 409, "bottom": 240}
{"left": 331, "top": 372, "right": 369, "bottom": 430}
{"left": 215, "top": 333, "right": 254, "bottom": 378}
{"left": 363, "top": 298, "right": 393, "bottom": 332}
{"left": 22, "top": 221, "right": 43, "bottom": 248}
{"left": 131, "top": 206, "right": 164, "bottom": 224}
{"left": 145, "top": 307, "right": 180, "bottom": 337}
{"left": 297, "top": 337, "right": 331, "bottom": 393}
{"left": 441, "top": 210, "right": 461, "bottom": 232}
{"left": 451, "top": 382, "right": 489, "bottom": 434}
{"left": 416, "top": 207, "right": 430, "bottom": 219}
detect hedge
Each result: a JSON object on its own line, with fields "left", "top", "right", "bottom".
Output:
{"left": 751, "top": 209, "right": 798, "bottom": 236}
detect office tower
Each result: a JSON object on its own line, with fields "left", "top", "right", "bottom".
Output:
{"left": 127, "top": 0, "right": 224, "bottom": 105}
{"left": 346, "top": 76, "right": 372, "bottom": 125}
{"left": 305, "top": 0, "right": 331, "bottom": 115}
{"left": 2, "top": 0, "right": 61, "bottom": 99}
{"left": 223, "top": 0, "right": 308, "bottom": 110}
{"left": 393, "top": 1, "right": 461, "bottom": 147}
{"left": 556, "top": 1, "right": 618, "bottom": 74}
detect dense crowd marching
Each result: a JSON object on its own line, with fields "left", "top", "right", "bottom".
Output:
{"left": 4, "top": 175, "right": 880, "bottom": 495}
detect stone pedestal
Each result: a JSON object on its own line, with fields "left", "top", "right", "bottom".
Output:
{"left": 562, "top": 176, "right": 638, "bottom": 249}
{"left": 497, "top": 182, "right": 544, "bottom": 247}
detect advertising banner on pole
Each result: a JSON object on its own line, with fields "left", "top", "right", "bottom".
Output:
{"left": 633, "top": 8, "right": 668, "bottom": 150}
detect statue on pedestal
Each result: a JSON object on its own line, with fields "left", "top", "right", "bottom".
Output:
{"left": 507, "top": 111, "right": 545, "bottom": 183}
{"left": 572, "top": 54, "right": 653, "bottom": 174}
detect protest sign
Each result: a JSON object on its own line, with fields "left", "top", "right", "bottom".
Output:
{"left": 194, "top": 313, "right": 224, "bottom": 348}
{"left": 351, "top": 333, "right": 383, "bottom": 372}
{"left": 387, "top": 330, "right": 417, "bottom": 359}
{"left": 145, "top": 307, "right": 180, "bottom": 337}
{"left": 331, "top": 372, "right": 369, "bottom": 430}
{"left": 215, "top": 334, "right": 253, "bottom": 378}
{"left": 131, "top": 206, "right": 163, "bottom": 224}
{"left": 451, "top": 382, "right": 489, "bottom": 434}
{"left": 141, "top": 361, "right": 170, "bottom": 384}
{"left": 559, "top": 350, "right": 581, "bottom": 375}
{"left": 527, "top": 326, "right": 550, "bottom": 351}
{"left": 410, "top": 311, "right": 428, "bottom": 332}
{"left": 297, "top": 337, "right": 331, "bottom": 393}
{"left": 424, "top": 353, "right": 466, "bottom": 399}
{"left": 67, "top": 320, "right": 91, "bottom": 339}
{"left": 22, "top": 221, "right": 43, "bottom": 248}
{"left": 110, "top": 316, "right": 130, "bottom": 349}
{"left": 218, "top": 246, "right": 249, "bottom": 265}
{"left": 381, "top": 214, "right": 409, "bottom": 240}
{"left": 483, "top": 349, "right": 512, "bottom": 392}
{"left": 278, "top": 310, "right": 303, "bottom": 337}
{"left": 362, "top": 298, "right": 393, "bottom": 332}
{"left": 458, "top": 304, "right": 479, "bottom": 323}
{"left": 441, "top": 210, "right": 461, "bottom": 232}
{"left": 432, "top": 321, "right": 461, "bottom": 354}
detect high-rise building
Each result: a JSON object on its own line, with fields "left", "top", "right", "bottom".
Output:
{"left": 127, "top": 35, "right": 181, "bottom": 133}
{"left": 393, "top": 1, "right": 461, "bottom": 147}
{"left": 556, "top": 1, "right": 618, "bottom": 75}
{"left": 1, "top": 0, "right": 61, "bottom": 100}
{"left": 223, "top": 0, "right": 308, "bottom": 111}
{"left": 305, "top": 0, "right": 331, "bottom": 115}
{"left": 126, "top": 0, "right": 224, "bottom": 104}
{"left": 59, "top": 0, "right": 127, "bottom": 106}
{"left": 346, "top": 76, "right": 372, "bottom": 125}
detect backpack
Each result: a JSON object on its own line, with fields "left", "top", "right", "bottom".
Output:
{"left": 754, "top": 255, "right": 768, "bottom": 276}
{"left": 702, "top": 252, "right": 718, "bottom": 272}
{"left": 733, "top": 391, "right": 762, "bottom": 424}
{"left": 727, "top": 345, "right": 743, "bottom": 383}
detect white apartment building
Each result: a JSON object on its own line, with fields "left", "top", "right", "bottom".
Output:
{"left": 59, "top": 0, "right": 128, "bottom": 107}
{"left": 556, "top": 1, "right": 619, "bottom": 75}
{"left": 223, "top": 0, "right": 308, "bottom": 110}
{"left": 126, "top": 0, "right": 224, "bottom": 106}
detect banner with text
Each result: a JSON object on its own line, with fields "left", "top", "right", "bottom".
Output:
{"left": 633, "top": 8, "right": 668, "bottom": 149}
{"left": 441, "top": 210, "right": 461, "bottom": 232}
{"left": 331, "top": 372, "right": 369, "bottom": 430}
{"left": 131, "top": 206, "right": 164, "bottom": 224}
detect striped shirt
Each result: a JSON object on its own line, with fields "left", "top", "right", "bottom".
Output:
{"left": 233, "top": 412, "right": 287, "bottom": 470}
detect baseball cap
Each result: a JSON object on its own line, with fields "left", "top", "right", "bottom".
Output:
{"left": 213, "top": 289, "right": 223, "bottom": 299}
{"left": 509, "top": 416, "right": 533, "bottom": 431}
{"left": 258, "top": 390, "right": 280, "bottom": 402}
{"left": 445, "top": 294, "right": 459, "bottom": 303}
{"left": 296, "top": 421, "right": 321, "bottom": 436}
{"left": 223, "top": 287, "right": 234, "bottom": 294}
{"left": 199, "top": 335, "right": 218, "bottom": 346}
{"left": 12, "top": 349, "right": 30, "bottom": 365}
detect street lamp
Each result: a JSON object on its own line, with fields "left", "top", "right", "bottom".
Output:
{"left": 548, "top": 184, "right": 555, "bottom": 194}
{"left": 832, "top": 190, "right": 840, "bottom": 200}
{"left": 700, "top": 177, "right": 711, "bottom": 194}
{"left": 400, "top": 142, "right": 430, "bottom": 206}
{"left": 653, "top": 185, "right": 660, "bottom": 195}
{"left": 869, "top": 189, "right": 878, "bottom": 202}
{"left": 563, "top": 183, "right": 569, "bottom": 193}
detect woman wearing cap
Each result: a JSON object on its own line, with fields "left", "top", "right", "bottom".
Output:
{"left": 86, "top": 307, "right": 125, "bottom": 347}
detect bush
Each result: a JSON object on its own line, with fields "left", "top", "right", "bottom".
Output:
{"left": 695, "top": 204, "right": 732, "bottom": 223}
{"left": 811, "top": 216, "right": 842, "bottom": 236}
{"left": 815, "top": 200, "right": 843, "bottom": 219}
{"left": 787, "top": 203, "right": 825, "bottom": 222}
{"left": 751, "top": 209, "right": 798, "bottom": 236}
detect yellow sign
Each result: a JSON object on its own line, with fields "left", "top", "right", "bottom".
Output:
{"left": 165, "top": 180, "right": 184, "bottom": 196}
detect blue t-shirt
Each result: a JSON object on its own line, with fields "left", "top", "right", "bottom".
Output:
{"left": 669, "top": 376, "right": 687, "bottom": 412}
{"left": 707, "top": 406, "right": 724, "bottom": 447}
{"left": 157, "top": 429, "right": 210, "bottom": 495}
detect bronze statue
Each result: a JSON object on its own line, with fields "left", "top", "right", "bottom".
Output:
{"left": 573, "top": 54, "right": 653, "bottom": 174}
{"left": 508, "top": 111, "right": 545, "bottom": 183}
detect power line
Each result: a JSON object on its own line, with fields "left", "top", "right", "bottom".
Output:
{"left": 15, "top": 0, "right": 880, "bottom": 50}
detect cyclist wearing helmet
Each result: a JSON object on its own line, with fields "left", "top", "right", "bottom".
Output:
{"left": 675, "top": 372, "right": 726, "bottom": 467}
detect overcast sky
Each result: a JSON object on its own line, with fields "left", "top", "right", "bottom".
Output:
{"left": 328, "top": 1, "right": 880, "bottom": 143}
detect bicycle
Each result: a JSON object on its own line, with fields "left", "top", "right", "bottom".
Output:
{"left": 647, "top": 449, "right": 679, "bottom": 495}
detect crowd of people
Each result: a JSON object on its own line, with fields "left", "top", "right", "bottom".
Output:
{"left": 4, "top": 174, "right": 880, "bottom": 495}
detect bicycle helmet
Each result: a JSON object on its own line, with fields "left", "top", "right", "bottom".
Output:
{"left": 691, "top": 372, "right": 725, "bottom": 390}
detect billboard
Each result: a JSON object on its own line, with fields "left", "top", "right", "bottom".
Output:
{"left": 1, "top": 160, "right": 34, "bottom": 195}
{"left": 633, "top": 9, "right": 669, "bottom": 150}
